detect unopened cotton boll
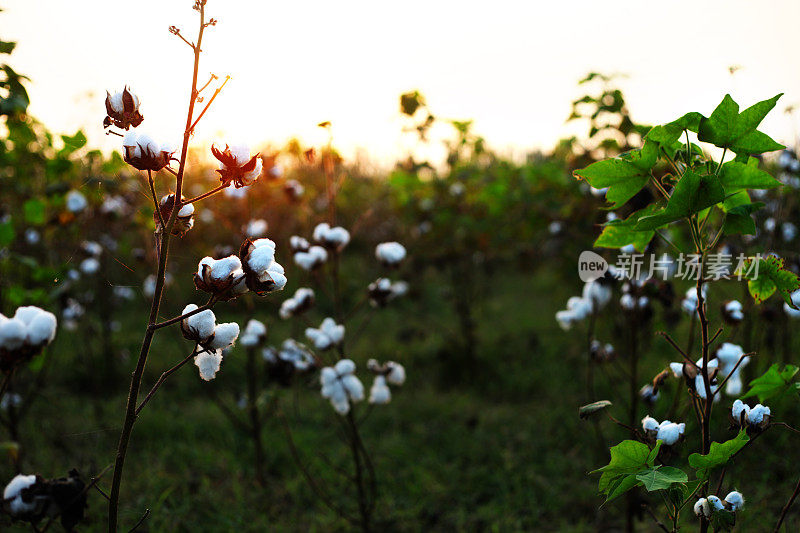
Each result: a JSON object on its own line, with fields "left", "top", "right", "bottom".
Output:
{"left": 194, "top": 349, "right": 223, "bottom": 381}
{"left": 3, "top": 474, "right": 38, "bottom": 515}
{"left": 208, "top": 322, "right": 240, "bottom": 350}
{"left": 369, "top": 376, "right": 391, "bottom": 404}
{"left": 724, "top": 491, "right": 745, "bottom": 511}
{"left": 65, "top": 190, "right": 88, "bottom": 213}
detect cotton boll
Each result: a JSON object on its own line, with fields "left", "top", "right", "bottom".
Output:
{"left": 724, "top": 491, "right": 745, "bottom": 511}
{"left": 210, "top": 256, "right": 242, "bottom": 281}
{"left": 555, "top": 310, "right": 576, "bottom": 331}
{"left": 239, "top": 319, "right": 267, "bottom": 347}
{"left": 748, "top": 404, "right": 770, "bottom": 425}
{"left": 369, "top": 376, "right": 391, "bottom": 404}
{"left": 694, "top": 498, "right": 710, "bottom": 518}
{"left": 247, "top": 245, "right": 276, "bottom": 272}
{"left": 208, "top": 322, "right": 240, "bottom": 350}
{"left": 656, "top": 422, "right": 684, "bottom": 445}
{"left": 246, "top": 219, "right": 268, "bottom": 238}
{"left": 670, "top": 362, "right": 684, "bottom": 378}
{"left": 194, "top": 350, "right": 223, "bottom": 381}
{"left": 386, "top": 362, "right": 406, "bottom": 385}
{"left": 731, "top": 399, "right": 750, "bottom": 423}
{"left": 13, "top": 306, "right": 42, "bottom": 325}
{"left": 0, "top": 319, "right": 27, "bottom": 351}
{"left": 183, "top": 305, "right": 216, "bottom": 341}
{"left": 26, "top": 311, "right": 57, "bottom": 345}
{"left": 342, "top": 374, "right": 364, "bottom": 402}
{"left": 725, "top": 374, "right": 743, "bottom": 396}
{"left": 3, "top": 474, "right": 38, "bottom": 515}
{"left": 313, "top": 223, "right": 331, "bottom": 243}
{"left": 335, "top": 358, "right": 356, "bottom": 375}
{"left": 375, "top": 242, "right": 406, "bottom": 265}
{"left": 716, "top": 343, "right": 744, "bottom": 372}
{"left": 582, "top": 280, "right": 612, "bottom": 309}
{"left": 707, "top": 495, "right": 725, "bottom": 511}
{"left": 620, "top": 294, "right": 635, "bottom": 310}
{"left": 724, "top": 300, "right": 744, "bottom": 321}
{"left": 642, "top": 416, "right": 659, "bottom": 432}
{"left": 320, "top": 367, "right": 338, "bottom": 387}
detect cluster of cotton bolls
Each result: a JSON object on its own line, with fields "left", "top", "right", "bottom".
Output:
{"left": 669, "top": 357, "right": 721, "bottom": 400}
{"left": 720, "top": 300, "right": 744, "bottom": 326}
{"left": 65, "top": 190, "right": 88, "bottom": 214}
{"left": 694, "top": 492, "right": 745, "bottom": 518}
{"left": 366, "top": 359, "right": 406, "bottom": 404}
{"left": 180, "top": 304, "right": 239, "bottom": 380}
{"left": 157, "top": 194, "right": 195, "bottom": 236}
{"left": 641, "top": 416, "right": 686, "bottom": 445}
{"left": 0, "top": 306, "right": 58, "bottom": 371}
{"left": 239, "top": 238, "right": 288, "bottom": 295}
{"left": 2, "top": 471, "right": 87, "bottom": 529}
{"left": 291, "top": 235, "right": 328, "bottom": 271}
{"left": 555, "top": 279, "right": 613, "bottom": 331}
{"left": 320, "top": 359, "right": 364, "bottom": 415}
{"left": 263, "top": 339, "right": 316, "bottom": 374}
{"left": 305, "top": 318, "right": 345, "bottom": 351}
{"left": 731, "top": 399, "right": 771, "bottom": 430}
{"left": 238, "top": 319, "right": 267, "bottom": 348}
{"left": 195, "top": 255, "right": 247, "bottom": 298}
{"left": 279, "top": 287, "right": 315, "bottom": 319}
{"left": 368, "top": 278, "right": 409, "bottom": 308}
{"left": 312, "top": 222, "right": 350, "bottom": 251}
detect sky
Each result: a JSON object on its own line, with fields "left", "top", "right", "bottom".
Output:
{"left": 3, "top": 0, "right": 800, "bottom": 166}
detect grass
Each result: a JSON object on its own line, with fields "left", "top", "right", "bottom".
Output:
{"left": 2, "top": 264, "right": 800, "bottom": 531}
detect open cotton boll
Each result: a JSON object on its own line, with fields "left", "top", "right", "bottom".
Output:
{"left": 369, "top": 376, "right": 391, "bottom": 404}
{"left": 694, "top": 498, "right": 710, "bottom": 518}
{"left": 208, "top": 322, "right": 240, "bottom": 350}
{"left": 210, "top": 256, "right": 242, "bottom": 281}
{"left": 375, "top": 242, "right": 406, "bottom": 265}
{"left": 386, "top": 362, "right": 406, "bottom": 385}
{"left": 80, "top": 257, "right": 100, "bottom": 275}
{"left": 177, "top": 203, "right": 194, "bottom": 217}
{"left": 724, "top": 491, "right": 745, "bottom": 511}
{"left": 239, "top": 319, "right": 267, "bottom": 347}
{"left": 555, "top": 310, "right": 576, "bottom": 331}
{"left": 707, "top": 495, "right": 725, "bottom": 511}
{"left": 342, "top": 374, "right": 365, "bottom": 402}
{"left": 656, "top": 422, "right": 685, "bottom": 445}
{"left": 725, "top": 374, "right": 743, "bottom": 396}
{"left": 247, "top": 244, "right": 276, "bottom": 272}
{"left": 642, "top": 416, "right": 659, "bottom": 432}
{"left": 716, "top": 343, "right": 744, "bottom": 371}
{"left": 732, "top": 399, "right": 750, "bottom": 422}
{"left": 748, "top": 404, "right": 770, "bottom": 425}
{"left": 0, "top": 319, "right": 27, "bottom": 351}
{"left": 784, "top": 290, "right": 800, "bottom": 318}
{"left": 669, "top": 362, "right": 684, "bottom": 378}
{"left": 182, "top": 304, "right": 217, "bottom": 341}
{"left": 194, "top": 350, "right": 223, "bottom": 381}
{"left": 3, "top": 474, "right": 38, "bottom": 515}
{"left": 26, "top": 311, "right": 57, "bottom": 345}
{"left": 725, "top": 300, "right": 744, "bottom": 321}
{"left": 313, "top": 223, "right": 331, "bottom": 242}
{"left": 13, "top": 306, "right": 42, "bottom": 325}
{"left": 246, "top": 219, "right": 268, "bottom": 238}
{"left": 334, "top": 358, "right": 356, "bottom": 376}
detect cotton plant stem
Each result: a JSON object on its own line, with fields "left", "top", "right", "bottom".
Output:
{"left": 346, "top": 412, "right": 371, "bottom": 533}
{"left": 107, "top": 5, "right": 206, "bottom": 531}
{"left": 586, "top": 309, "right": 597, "bottom": 401}
{"left": 775, "top": 476, "right": 800, "bottom": 532}
{"left": 134, "top": 350, "right": 196, "bottom": 416}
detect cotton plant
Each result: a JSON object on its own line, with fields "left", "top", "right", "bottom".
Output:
{"left": 2, "top": 471, "right": 88, "bottom": 530}
{"left": 0, "top": 306, "right": 57, "bottom": 372}
{"left": 576, "top": 93, "right": 800, "bottom": 531}
{"left": 97, "top": 4, "right": 290, "bottom": 528}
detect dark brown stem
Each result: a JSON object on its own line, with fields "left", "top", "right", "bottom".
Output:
{"left": 775, "top": 476, "right": 800, "bottom": 532}
{"left": 346, "top": 411, "right": 371, "bottom": 532}
{"left": 246, "top": 346, "right": 266, "bottom": 485}
{"left": 107, "top": 4, "right": 207, "bottom": 531}
{"left": 147, "top": 170, "right": 165, "bottom": 230}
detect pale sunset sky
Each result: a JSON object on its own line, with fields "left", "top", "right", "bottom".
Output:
{"left": 3, "top": 0, "right": 800, "bottom": 164}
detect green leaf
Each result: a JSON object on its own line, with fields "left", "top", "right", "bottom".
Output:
{"left": 634, "top": 170, "right": 725, "bottom": 230}
{"left": 635, "top": 466, "right": 688, "bottom": 491}
{"left": 742, "top": 364, "right": 799, "bottom": 402}
{"left": 59, "top": 130, "right": 87, "bottom": 156}
{"left": 574, "top": 141, "right": 658, "bottom": 208}
{"left": 603, "top": 474, "right": 641, "bottom": 504}
{"left": 710, "top": 509, "right": 736, "bottom": 531}
{"left": 579, "top": 400, "right": 613, "bottom": 420}
{"left": 594, "top": 440, "right": 652, "bottom": 476}
{"left": 718, "top": 160, "right": 781, "bottom": 193}
{"left": 722, "top": 202, "right": 763, "bottom": 236}
{"left": 738, "top": 255, "right": 800, "bottom": 308}
{"left": 23, "top": 199, "right": 46, "bottom": 225}
{"left": 646, "top": 440, "right": 663, "bottom": 467}
{"left": 688, "top": 431, "right": 749, "bottom": 480}
{"left": 645, "top": 112, "right": 703, "bottom": 146}
{"left": 594, "top": 204, "right": 660, "bottom": 251}
{"left": 698, "top": 94, "right": 784, "bottom": 155}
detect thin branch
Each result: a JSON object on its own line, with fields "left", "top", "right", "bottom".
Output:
{"left": 151, "top": 298, "right": 214, "bottom": 330}
{"left": 656, "top": 331, "right": 699, "bottom": 368}
{"left": 775, "top": 476, "right": 800, "bottom": 532}
{"left": 642, "top": 504, "right": 670, "bottom": 533}
{"left": 127, "top": 509, "right": 151, "bottom": 533}
{"left": 712, "top": 352, "right": 755, "bottom": 398}
{"left": 182, "top": 184, "right": 228, "bottom": 205}
{"left": 135, "top": 350, "right": 196, "bottom": 416}
{"left": 189, "top": 75, "right": 230, "bottom": 133}
{"left": 148, "top": 170, "right": 165, "bottom": 230}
